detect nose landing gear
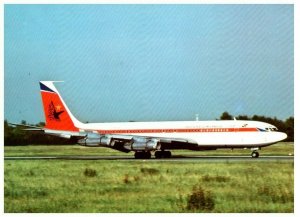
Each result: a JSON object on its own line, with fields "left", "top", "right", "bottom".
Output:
{"left": 251, "top": 151, "right": 259, "bottom": 158}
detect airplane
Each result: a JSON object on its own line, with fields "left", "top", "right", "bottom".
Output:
{"left": 35, "top": 81, "right": 287, "bottom": 159}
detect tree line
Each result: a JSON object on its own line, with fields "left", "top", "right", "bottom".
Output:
{"left": 4, "top": 120, "right": 71, "bottom": 146}
{"left": 4, "top": 112, "right": 294, "bottom": 146}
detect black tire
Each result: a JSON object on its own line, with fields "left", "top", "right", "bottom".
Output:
{"left": 251, "top": 151, "right": 259, "bottom": 158}
{"left": 155, "top": 151, "right": 162, "bottom": 159}
{"left": 165, "top": 151, "right": 172, "bottom": 158}
{"left": 134, "top": 152, "right": 141, "bottom": 159}
{"left": 135, "top": 151, "right": 151, "bottom": 159}
{"left": 145, "top": 151, "right": 151, "bottom": 159}
{"left": 155, "top": 151, "right": 171, "bottom": 158}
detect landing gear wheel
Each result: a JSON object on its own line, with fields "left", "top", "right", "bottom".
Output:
{"left": 155, "top": 151, "right": 162, "bottom": 159}
{"left": 144, "top": 151, "right": 151, "bottom": 159}
{"left": 154, "top": 151, "right": 172, "bottom": 159}
{"left": 134, "top": 152, "right": 140, "bottom": 159}
{"left": 134, "top": 151, "right": 151, "bottom": 159}
{"left": 164, "top": 151, "right": 172, "bottom": 158}
{"left": 251, "top": 151, "right": 259, "bottom": 158}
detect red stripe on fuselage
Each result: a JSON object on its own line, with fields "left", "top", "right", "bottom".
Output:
{"left": 96, "top": 128, "right": 259, "bottom": 134}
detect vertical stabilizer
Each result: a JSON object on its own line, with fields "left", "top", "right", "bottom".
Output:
{"left": 39, "top": 81, "right": 81, "bottom": 131}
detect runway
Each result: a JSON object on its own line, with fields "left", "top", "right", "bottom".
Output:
{"left": 4, "top": 155, "right": 294, "bottom": 162}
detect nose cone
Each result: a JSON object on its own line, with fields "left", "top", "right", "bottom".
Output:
{"left": 274, "top": 132, "right": 288, "bottom": 142}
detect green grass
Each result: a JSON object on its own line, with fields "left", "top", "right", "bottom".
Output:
{"left": 4, "top": 160, "right": 293, "bottom": 213}
{"left": 4, "top": 142, "right": 294, "bottom": 157}
{"left": 4, "top": 143, "right": 294, "bottom": 212}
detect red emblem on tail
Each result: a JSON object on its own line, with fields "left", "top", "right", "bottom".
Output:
{"left": 48, "top": 101, "right": 64, "bottom": 121}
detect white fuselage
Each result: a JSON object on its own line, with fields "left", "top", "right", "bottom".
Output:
{"left": 74, "top": 120, "right": 287, "bottom": 148}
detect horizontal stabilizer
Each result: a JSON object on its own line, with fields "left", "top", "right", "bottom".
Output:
{"left": 9, "top": 123, "right": 43, "bottom": 129}
{"left": 22, "top": 128, "right": 45, "bottom": 131}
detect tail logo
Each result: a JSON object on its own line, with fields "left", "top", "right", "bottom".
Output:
{"left": 48, "top": 101, "right": 64, "bottom": 121}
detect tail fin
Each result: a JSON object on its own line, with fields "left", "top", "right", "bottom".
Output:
{"left": 39, "top": 81, "right": 81, "bottom": 131}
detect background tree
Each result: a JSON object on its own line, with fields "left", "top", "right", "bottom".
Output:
{"left": 4, "top": 120, "right": 72, "bottom": 146}
{"left": 220, "top": 112, "right": 233, "bottom": 120}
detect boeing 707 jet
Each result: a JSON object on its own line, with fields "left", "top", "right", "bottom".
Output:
{"left": 30, "top": 81, "right": 287, "bottom": 159}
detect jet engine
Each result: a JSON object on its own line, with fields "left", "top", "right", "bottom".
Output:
{"left": 131, "top": 138, "right": 160, "bottom": 151}
{"left": 78, "top": 133, "right": 112, "bottom": 147}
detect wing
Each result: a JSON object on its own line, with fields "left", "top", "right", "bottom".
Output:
{"left": 78, "top": 132, "right": 199, "bottom": 152}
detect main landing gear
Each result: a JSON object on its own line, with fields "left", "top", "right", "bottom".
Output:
{"left": 134, "top": 151, "right": 172, "bottom": 159}
{"left": 134, "top": 151, "right": 151, "bottom": 159}
{"left": 154, "top": 151, "right": 172, "bottom": 159}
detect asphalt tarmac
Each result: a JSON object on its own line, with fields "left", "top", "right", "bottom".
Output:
{"left": 4, "top": 155, "right": 293, "bottom": 162}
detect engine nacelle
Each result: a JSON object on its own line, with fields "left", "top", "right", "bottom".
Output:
{"left": 100, "top": 136, "right": 112, "bottom": 146}
{"left": 78, "top": 133, "right": 112, "bottom": 147}
{"left": 131, "top": 138, "right": 160, "bottom": 151}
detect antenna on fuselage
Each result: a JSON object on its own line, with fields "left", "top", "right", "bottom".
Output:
{"left": 195, "top": 114, "right": 199, "bottom": 121}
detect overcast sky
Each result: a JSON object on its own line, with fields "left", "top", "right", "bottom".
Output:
{"left": 4, "top": 4, "right": 294, "bottom": 124}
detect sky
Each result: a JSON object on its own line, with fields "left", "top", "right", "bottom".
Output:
{"left": 4, "top": 4, "right": 294, "bottom": 124}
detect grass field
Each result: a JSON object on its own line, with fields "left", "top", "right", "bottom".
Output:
{"left": 4, "top": 143, "right": 294, "bottom": 213}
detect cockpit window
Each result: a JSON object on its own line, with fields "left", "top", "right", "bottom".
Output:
{"left": 265, "top": 127, "right": 278, "bottom": 132}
